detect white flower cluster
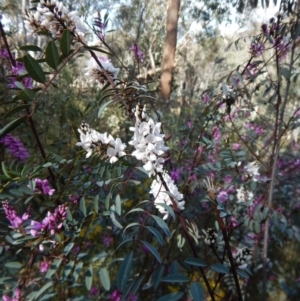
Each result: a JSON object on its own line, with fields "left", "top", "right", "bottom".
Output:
{"left": 236, "top": 186, "right": 254, "bottom": 203}
{"left": 25, "top": 0, "right": 88, "bottom": 39}
{"left": 233, "top": 247, "right": 252, "bottom": 269}
{"left": 129, "top": 104, "right": 169, "bottom": 177}
{"left": 244, "top": 161, "right": 260, "bottom": 181}
{"left": 149, "top": 172, "right": 185, "bottom": 220}
{"left": 84, "top": 57, "right": 120, "bottom": 86}
{"left": 76, "top": 122, "right": 126, "bottom": 163}
{"left": 203, "top": 228, "right": 218, "bottom": 246}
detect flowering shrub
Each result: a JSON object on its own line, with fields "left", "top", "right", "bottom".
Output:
{"left": 0, "top": 1, "right": 300, "bottom": 301}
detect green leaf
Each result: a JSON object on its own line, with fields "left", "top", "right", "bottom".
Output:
{"left": 33, "top": 281, "right": 53, "bottom": 300}
{"left": 0, "top": 277, "right": 13, "bottom": 284}
{"left": 20, "top": 45, "right": 42, "bottom": 52}
{"left": 155, "top": 201, "right": 176, "bottom": 220}
{"left": 151, "top": 215, "right": 170, "bottom": 237}
{"left": 141, "top": 241, "right": 161, "bottom": 263}
{"left": 46, "top": 258, "right": 63, "bottom": 279}
{"left": 146, "top": 226, "right": 164, "bottom": 246}
{"left": 115, "top": 194, "right": 121, "bottom": 215}
{"left": 1, "top": 161, "right": 11, "bottom": 179}
{"left": 280, "top": 67, "right": 291, "bottom": 80}
{"left": 64, "top": 242, "right": 74, "bottom": 255}
{"left": 19, "top": 89, "right": 36, "bottom": 102}
{"left": 63, "top": 260, "right": 74, "bottom": 278}
{"left": 161, "top": 274, "right": 189, "bottom": 283}
{"left": 92, "top": 251, "right": 108, "bottom": 263}
{"left": 14, "top": 81, "right": 25, "bottom": 90}
{"left": 117, "top": 251, "right": 133, "bottom": 292}
{"left": 60, "top": 29, "right": 71, "bottom": 55}
{"left": 153, "top": 265, "right": 164, "bottom": 291}
{"left": 39, "top": 293, "right": 57, "bottom": 301}
{"left": 23, "top": 54, "right": 46, "bottom": 83}
{"left": 79, "top": 197, "right": 87, "bottom": 217}
{"left": 72, "top": 262, "right": 83, "bottom": 283}
{"left": 125, "top": 208, "right": 145, "bottom": 217}
{"left": 184, "top": 258, "right": 207, "bottom": 267}
{"left": 85, "top": 265, "right": 93, "bottom": 290}
{"left": 116, "top": 238, "right": 133, "bottom": 251}
{"left": 132, "top": 275, "right": 144, "bottom": 294}
{"left": 236, "top": 268, "right": 251, "bottom": 278}
{"left": 0, "top": 116, "right": 27, "bottom": 138}
{"left": 156, "top": 292, "right": 184, "bottom": 301}
{"left": 98, "top": 99, "right": 114, "bottom": 118}
{"left": 94, "top": 195, "right": 99, "bottom": 213}
{"left": 4, "top": 261, "right": 22, "bottom": 269}
{"left": 123, "top": 222, "right": 140, "bottom": 234}
{"left": 46, "top": 41, "right": 59, "bottom": 70}
{"left": 99, "top": 267, "right": 110, "bottom": 291}
{"left": 210, "top": 263, "right": 229, "bottom": 274}
{"left": 3, "top": 104, "right": 31, "bottom": 119}
{"left": 190, "top": 282, "right": 204, "bottom": 301}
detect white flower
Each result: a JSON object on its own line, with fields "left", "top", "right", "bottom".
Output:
{"left": 150, "top": 172, "right": 185, "bottom": 220}
{"left": 25, "top": 1, "right": 89, "bottom": 39}
{"left": 129, "top": 112, "right": 169, "bottom": 177}
{"left": 76, "top": 123, "right": 126, "bottom": 162}
{"left": 85, "top": 57, "right": 119, "bottom": 86}
{"left": 233, "top": 247, "right": 252, "bottom": 269}
{"left": 245, "top": 161, "right": 260, "bottom": 181}
{"left": 236, "top": 186, "right": 254, "bottom": 203}
{"left": 107, "top": 138, "right": 126, "bottom": 163}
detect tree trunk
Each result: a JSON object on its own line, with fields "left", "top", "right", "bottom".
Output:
{"left": 160, "top": 0, "right": 180, "bottom": 100}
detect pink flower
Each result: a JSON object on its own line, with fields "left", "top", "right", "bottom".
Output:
{"left": 218, "top": 190, "right": 229, "bottom": 203}
{"left": 0, "top": 134, "right": 29, "bottom": 161}
{"left": 202, "top": 93, "right": 211, "bottom": 103}
{"left": 33, "top": 178, "right": 55, "bottom": 196}
{"left": 103, "top": 235, "right": 113, "bottom": 247}
{"left": 130, "top": 43, "right": 144, "bottom": 62}
{"left": 110, "top": 290, "right": 122, "bottom": 301}
{"left": 40, "top": 260, "right": 50, "bottom": 273}
{"left": 89, "top": 286, "right": 100, "bottom": 297}
{"left": 232, "top": 143, "right": 241, "bottom": 150}
{"left": 170, "top": 169, "right": 180, "bottom": 182}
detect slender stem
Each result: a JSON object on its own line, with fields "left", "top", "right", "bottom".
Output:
{"left": 262, "top": 16, "right": 297, "bottom": 299}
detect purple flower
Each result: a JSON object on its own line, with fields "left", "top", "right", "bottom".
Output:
{"left": 232, "top": 143, "right": 241, "bottom": 150}
{"left": 142, "top": 244, "right": 149, "bottom": 253}
{"left": 89, "top": 286, "right": 100, "bottom": 297}
{"left": 30, "top": 204, "right": 68, "bottom": 237}
{"left": 127, "top": 293, "right": 138, "bottom": 301}
{"left": 68, "top": 194, "right": 80, "bottom": 204}
{"left": 170, "top": 169, "right": 180, "bottom": 182}
{"left": 103, "top": 234, "right": 113, "bottom": 247}
{"left": 187, "top": 120, "right": 193, "bottom": 128}
{"left": 33, "top": 178, "right": 55, "bottom": 196}
{"left": 212, "top": 126, "right": 221, "bottom": 142}
{"left": 94, "top": 16, "right": 105, "bottom": 40}
{"left": 110, "top": 290, "right": 122, "bottom": 301}
{"left": 130, "top": 43, "right": 144, "bottom": 62}
{"left": 40, "top": 260, "right": 50, "bottom": 273}
{"left": 2, "top": 200, "right": 28, "bottom": 229}
{"left": 250, "top": 42, "right": 265, "bottom": 57}
{"left": 2, "top": 288, "right": 21, "bottom": 301}
{"left": 218, "top": 190, "right": 229, "bottom": 203}
{"left": 202, "top": 93, "right": 211, "bottom": 103}
{"left": 8, "top": 61, "right": 33, "bottom": 89}
{"left": 261, "top": 24, "right": 268, "bottom": 34}
{"left": 74, "top": 245, "right": 81, "bottom": 255}
{"left": 0, "top": 134, "right": 29, "bottom": 161}
{"left": 225, "top": 175, "right": 233, "bottom": 184}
